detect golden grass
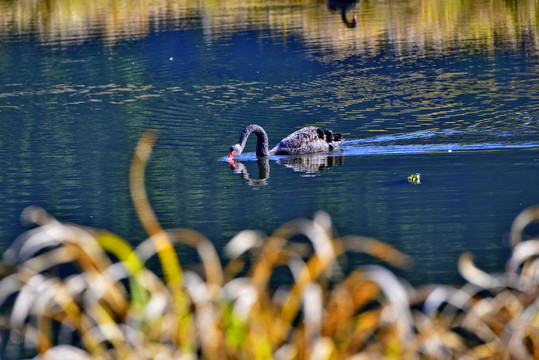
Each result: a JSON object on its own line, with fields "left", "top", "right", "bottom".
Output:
{"left": 0, "top": 131, "right": 538, "bottom": 359}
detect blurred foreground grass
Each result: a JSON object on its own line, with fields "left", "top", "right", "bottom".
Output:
{"left": 0, "top": 131, "right": 538, "bottom": 359}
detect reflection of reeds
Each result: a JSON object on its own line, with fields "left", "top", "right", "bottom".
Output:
{"left": 0, "top": 0, "right": 537, "bottom": 55}
{"left": 0, "top": 131, "right": 538, "bottom": 359}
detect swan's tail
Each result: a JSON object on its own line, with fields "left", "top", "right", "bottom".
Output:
{"left": 321, "top": 129, "right": 344, "bottom": 143}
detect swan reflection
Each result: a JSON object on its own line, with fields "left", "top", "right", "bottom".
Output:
{"left": 229, "top": 153, "right": 344, "bottom": 186}
{"left": 277, "top": 152, "right": 344, "bottom": 173}
{"left": 328, "top": 0, "right": 359, "bottom": 28}
{"left": 230, "top": 158, "right": 270, "bottom": 186}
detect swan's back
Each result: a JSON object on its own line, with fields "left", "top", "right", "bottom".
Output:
{"left": 271, "top": 126, "right": 343, "bottom": 155}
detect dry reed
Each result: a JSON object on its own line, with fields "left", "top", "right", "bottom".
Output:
{"left": 0, "top": 131, "right": 537, "bottom": 359}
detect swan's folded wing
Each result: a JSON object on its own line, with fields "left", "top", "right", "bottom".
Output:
{"left": 273, "top": 127, "right": 329, "bottom": 155}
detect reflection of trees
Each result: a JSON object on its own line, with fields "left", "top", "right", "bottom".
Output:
{"left": 230, "top": 153, "right": 344, "bottom": 186}
{"left": 0, "top": 0, "right": 537, "bottom": 55}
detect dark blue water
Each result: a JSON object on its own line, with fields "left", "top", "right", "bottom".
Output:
{"left": 0, "top": 0, "right": 538, "bottom": 285}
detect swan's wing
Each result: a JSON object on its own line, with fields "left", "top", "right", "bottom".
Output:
{"left": 273, "top": 127, "right": 334, "bottom": 155}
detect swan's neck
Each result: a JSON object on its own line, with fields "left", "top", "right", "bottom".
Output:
{"left": 238, "top": 125, "right": 270, "bottom": 156}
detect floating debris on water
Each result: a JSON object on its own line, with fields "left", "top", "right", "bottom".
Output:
{"left": 408, "top": 173, "right": 421, "bottom": 184}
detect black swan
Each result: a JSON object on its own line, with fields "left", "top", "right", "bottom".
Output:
{"left": 228, "top": 125, "right": 344, "bottom": 160}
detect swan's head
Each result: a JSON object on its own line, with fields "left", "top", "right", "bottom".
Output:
{"left": 228, "top": 144, "right": 242, "bottom": 160}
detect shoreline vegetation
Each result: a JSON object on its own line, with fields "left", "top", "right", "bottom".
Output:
{"left": 0, "top": 131, "right": 538, "bottom": 359}
{"left": 0, "top": 0, "right": 538, "bottom": 57}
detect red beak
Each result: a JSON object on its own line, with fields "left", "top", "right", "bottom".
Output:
{"left": 227, "top": 151, "right": 236, "bottom": 168}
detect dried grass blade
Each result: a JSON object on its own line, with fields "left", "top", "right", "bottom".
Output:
{"left": 507, "top": 240, "right": 539, "bottom": 274}
{"left": 129, "top": 130, "right": 193, "bottom": 353}
{"left": 458, "top": 252, "right": 504, "bottom": 289}
{"left": 323, "top": 271, "right": 379, "bottom": 338}
{"left": 302, "top": 283, "right": 323, "bottom": 348}
{"left": 339, "top": 235, "right": 412, "bottom": 269}
{"left": 129, "top": 130, "right": 182, "bottom": 289}
{"left": 361, "top": 265, "right": 413, "bottom": 343}
{"left": 275, "top": 218, "right": 337, "bottom": 343}
{"left": 509, "top": 205, "right": 539, "bottom": 247}
{"left": 224, "top": 230, "right": 265, "bottom": 278}
{"left": 95, "top": 231, "right": 148, "bottom": 310}
{"left": 39, "top": 345, "right": 92, "bottom": 360}
{"left": 165, "top": 229, "right": 223, "bottom": 289}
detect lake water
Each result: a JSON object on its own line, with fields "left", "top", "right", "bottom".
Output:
{"left": 0, "top": 0, "right": 538, "bottom": 285}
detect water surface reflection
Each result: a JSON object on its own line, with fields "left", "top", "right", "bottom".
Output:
{"left": 328, "top": 0, "right": 359, "bottom": 28}
{"left": 1, "top": 0, "right": 538, "bottom": 57}
{"left": 230, "top": 153, "right": 344, "bottom": 185}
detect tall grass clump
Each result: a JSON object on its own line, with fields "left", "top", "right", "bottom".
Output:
{"left": 0, "top": 131, "right": 538, "bottom": 359}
